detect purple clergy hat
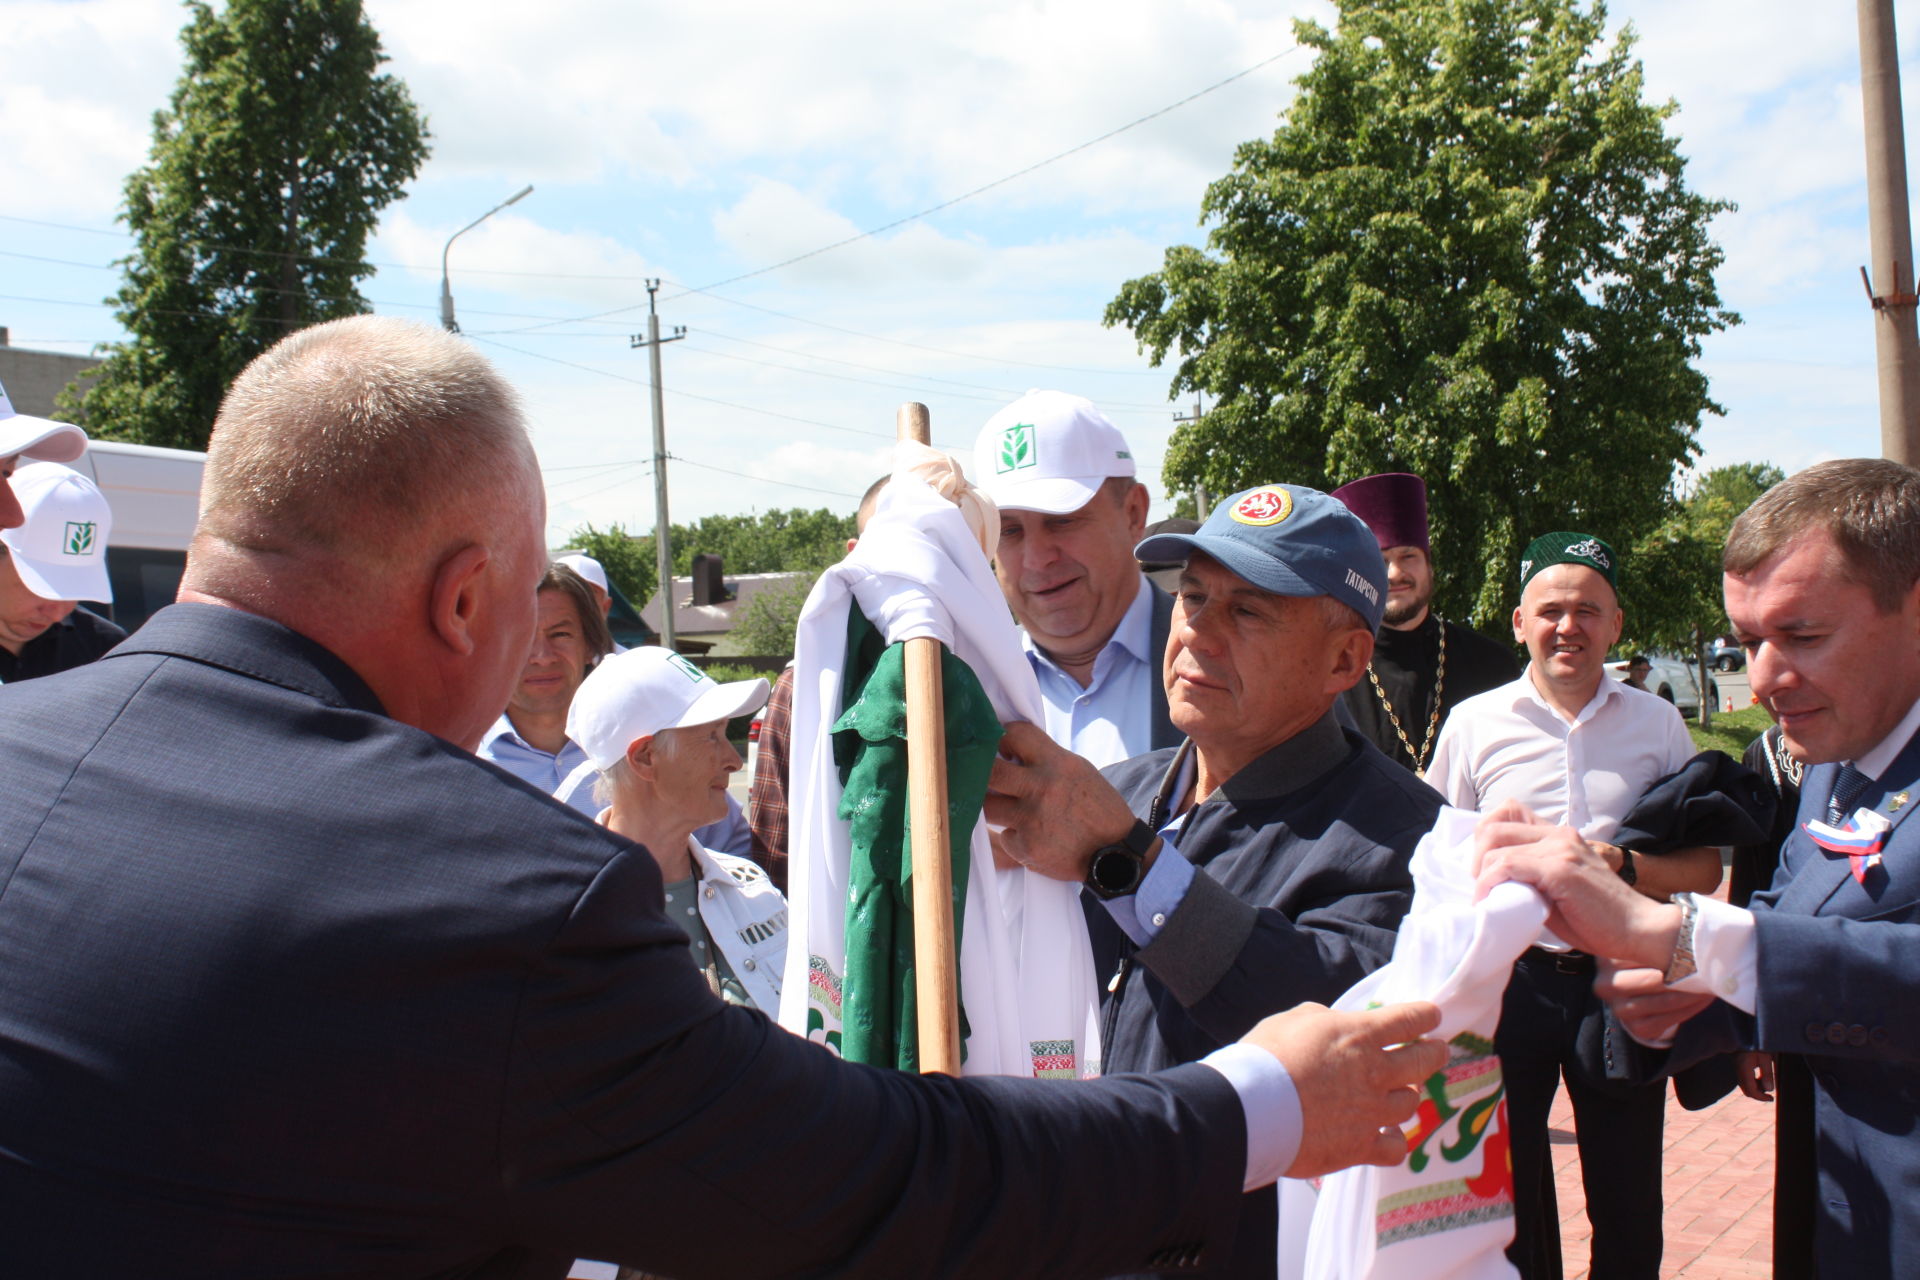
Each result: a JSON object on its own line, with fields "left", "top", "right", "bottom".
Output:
{"left": 1331, "top": 472, "right": 1429, "bottom": 553}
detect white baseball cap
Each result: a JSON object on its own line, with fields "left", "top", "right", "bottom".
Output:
{"left": 567, "top": 646, "right": 770, "bottom": 771}
{"left": 0, "top": 379, "right": 88, "bottom": 464}
{"left": 0, "top": 462, "right": 113, "bottom": 603}
{"left": 972, "top": 389, "right": 1136, "bottom": 515}
{"left": 555, "top": 552, "right": 609, "bottom": 594}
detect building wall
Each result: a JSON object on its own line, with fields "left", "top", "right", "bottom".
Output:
{"left": 0, "top": 338, "right": 96, "bottom": 419}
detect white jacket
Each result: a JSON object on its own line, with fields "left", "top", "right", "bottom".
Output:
{"left": 686, "top": 838, "right": 790, "bottom": 1013}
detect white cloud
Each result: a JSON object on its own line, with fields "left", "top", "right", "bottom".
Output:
{"left": 0, "top": 2, "right": 182, "bottom": 216}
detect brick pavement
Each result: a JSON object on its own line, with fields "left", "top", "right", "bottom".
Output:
{"left": 1546, "top": 1077, "right": 1781, "bottom": 1278}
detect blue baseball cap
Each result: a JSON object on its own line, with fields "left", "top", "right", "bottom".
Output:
{"left": 1133, "top": 483, "right": 1387, "bottom": 632}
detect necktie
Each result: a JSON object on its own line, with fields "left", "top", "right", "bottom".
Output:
{"left": 1828, "top": 763, "right": 1873, "bottom": 825}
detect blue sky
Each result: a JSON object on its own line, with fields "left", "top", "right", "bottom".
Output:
{"left": 4, "top": 0, "right": 1917, "bottom": 547}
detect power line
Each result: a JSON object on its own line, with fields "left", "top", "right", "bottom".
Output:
{"left": 668, "top": 454, "right": 864, "bottom": 501}
{"left": 504, "top": 45, "right": 1303, "bottom": 335}
{"left": 689, "top": 326, "right": 1176, "bottom": 409}
{"left": 479, "top": 281, "right": 1171, "bottom": 379}
{"left": 469, "top": 334, "right": 963, "bottom": 448}
{"left": 0, "top": 211, "right": 664, "bottom": 282}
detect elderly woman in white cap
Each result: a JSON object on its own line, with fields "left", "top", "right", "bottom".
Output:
{"left": 566, "top": 646, "right": 787, "bottom": 1011}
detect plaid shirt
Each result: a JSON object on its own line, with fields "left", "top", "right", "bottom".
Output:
{"left": 747, "top": 664, "right": 795, "bottom": 892}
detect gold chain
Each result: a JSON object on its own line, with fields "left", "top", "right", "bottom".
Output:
{"left": 1366, "top": 620, "right": 1446, "bottom": 777}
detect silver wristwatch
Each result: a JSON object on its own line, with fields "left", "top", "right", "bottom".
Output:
{"left": 1664, "top": 891, "right": 1700, "bottom": 985}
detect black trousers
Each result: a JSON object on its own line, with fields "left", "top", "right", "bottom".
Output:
{"left": 1500, "top": 950, "right": 1665, "bottom": 1280}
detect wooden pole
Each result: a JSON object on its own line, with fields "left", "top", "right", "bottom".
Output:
{"left": 1859, "top": 0, "right": 1920, "bottom": 463}
{"left": 897, "top": 402, "right": 962, "bottom": 1075}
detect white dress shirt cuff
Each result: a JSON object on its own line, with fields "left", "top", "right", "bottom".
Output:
{"left": 1099, "top": 836, "right": 1197, "bottom": 947}
{"left": 1200, "top": 1041, "right": 1302, "bottom": 1191}
{"left": 1666, "top": 895, "right": 1757, "bottom": 1013}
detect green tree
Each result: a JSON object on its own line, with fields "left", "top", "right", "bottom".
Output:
{"left": 562, "top": 507, "right": 856, "bottom": 611}
{"left": 563, "top": 521, "right": 659, "bottom": 609}
{"left": 1623, "top": 461, "right": 1783, "bottom": 653}
{"left": 725, "top": 575, "right": 816, "bottom": 659}
{"left": 1620, "top": 461, "right": 1782, "bottom": 721}
{"left": 672, "top": 508, "right": 857, "bottom": 576}
{"left": 1107, "top": 0, "right": 1735, "bottom": 628}
{"left": 59, "top": 0, "right": 428, "bottom": 449}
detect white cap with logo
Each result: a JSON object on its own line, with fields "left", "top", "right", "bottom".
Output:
{"left": 554, "top": 552, "right": 609, "bottom": 594}
{"left": 0, "top": 380, "right": 88, "bottom": 464}
{"left": 1, "top": 462, "right": 113, "bottom": 603}
{"left": 971, "top": 389, "right": 1136, "bottom": 515}
{"left": 566, "top": 646, "right": 770, "bottom": 771}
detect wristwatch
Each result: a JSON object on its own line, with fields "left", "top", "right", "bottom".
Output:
{"left": 1085, "top": 819, "right": 1158, "bottom": 901}
{"left": 1615, "top": 844, "right": 1637, "bottom": 887}
{"left": 1664, "top": 892, "right": 1700, "bottom": 985}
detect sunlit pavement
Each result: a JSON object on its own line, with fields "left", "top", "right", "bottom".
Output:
{"left": 1548, "top": 879, "right": 1780, "bottom": 1279}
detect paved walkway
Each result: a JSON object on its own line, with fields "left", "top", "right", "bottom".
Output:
{"left": 1547, "top": 1076, "right": 1779, "bottom": 1278}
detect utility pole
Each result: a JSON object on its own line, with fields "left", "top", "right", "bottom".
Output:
{"left": 632, "top": 280, "right": 686, "bottom": 649}
{"left": 1858, "top": 0, "right": 1920, "bottom": 463}
{"left": 1173, "top": 393, "right": 1209, "bottom": 517}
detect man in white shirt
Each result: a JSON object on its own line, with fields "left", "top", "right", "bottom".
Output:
{"left": 1480, "top": 460, "right": 1920, "bottom": 1280}
{"left": 1426, "top": 530, "right": 1720, "bottom": 1280}
{"left": 972, "top": 390, "right": 1179, "bottom": 766}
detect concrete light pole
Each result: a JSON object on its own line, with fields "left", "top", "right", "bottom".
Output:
{"left": 438, "top": 185, "right": 533, "bottom": 333}
{"left": 632, "top": 281, "right": 686, "bottom": 650}
{"left": 1858, "top": 0, "right": 1920, "bottom": 463}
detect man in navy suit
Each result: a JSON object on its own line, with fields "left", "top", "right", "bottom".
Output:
{"left": 1476, "top": 458, "right": 1920, "bottom": 1278}
{"left": 0, "top": 315, "right": 1444, "bottom": 1278}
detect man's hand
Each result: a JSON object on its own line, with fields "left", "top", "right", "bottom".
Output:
{"left": 1594, "top": 964, "right": 1716, "bottom": 1049}
{"left": 1734, "top": 1051, "right": 1777, "bottom": 1103}
{"left": 1472, "top": 801, "right": 1679, "bottom": 970}
{"left": 1240, "top": 1001, "right": 1445, "bottom": 1180}
{"left": 984, "top": 721, "right": 1148, "bottom": 882}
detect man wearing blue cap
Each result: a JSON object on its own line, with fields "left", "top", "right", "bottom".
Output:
{"left": 988, "top": 483, "right": 1442, "bottom": 1280}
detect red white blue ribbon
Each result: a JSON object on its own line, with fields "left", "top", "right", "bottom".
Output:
{"left": 1804, "top": 809, "right": 1891, "bottom": 885}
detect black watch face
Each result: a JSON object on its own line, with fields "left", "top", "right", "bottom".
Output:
{"left": 1090, "top": 848, "right": 1140, "bottom": 895}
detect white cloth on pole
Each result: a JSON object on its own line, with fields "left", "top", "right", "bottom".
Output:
{"left": 775, "top": 448, "right": 1101, "bottom": 1079}
{"left": 1278, "top": 807, "right": 1545, "bottom": 1280}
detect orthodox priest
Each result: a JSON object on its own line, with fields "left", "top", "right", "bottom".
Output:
{"left": 1333, "top": 472, "right": 1518, "bottom": 777}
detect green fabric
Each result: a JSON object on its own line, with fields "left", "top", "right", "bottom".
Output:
{"left": 833, "top": 605, "right": 1003, "bottom": 1072}
{"left": 1519, "top": 530, "right": 1617, "bottom": 591}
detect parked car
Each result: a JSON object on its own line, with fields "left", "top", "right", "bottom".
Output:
{"left": 1710, "top": 636, "right": 1745, "bottom": 671}
{"left": 1606, "top": 654, "right": 1720, "bottom": 715}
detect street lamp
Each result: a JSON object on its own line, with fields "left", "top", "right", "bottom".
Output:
{"left": 439, "top": 184, "right": 533, "bottom": 332}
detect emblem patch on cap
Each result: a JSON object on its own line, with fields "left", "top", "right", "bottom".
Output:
{"left": 1564, "top": 538, "right": 1611, "bottom": 569}
{"left": 62, "top": 522, "right": 96, "bottom": 556}
{"left": 1229, "top": 486, "right": 1294, "bottom": 527}
{"left": 666, "top": 653, "right": 706, "bottom": 684}
{"left": 997, "top": 423, "right": 1037, "bottom": 474}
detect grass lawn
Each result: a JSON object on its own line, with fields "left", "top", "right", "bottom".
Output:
{"left": 1686, "top": 701, "right": 1772, "bottom": 757}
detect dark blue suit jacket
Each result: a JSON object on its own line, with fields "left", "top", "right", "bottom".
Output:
{"left": 0, "top": 604, "right": 1247, "bottom": 1278}
{"left": 1656, "top": 720, "right": 1920, "bottom": 1277}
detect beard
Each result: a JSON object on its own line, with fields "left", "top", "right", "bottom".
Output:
{"left": 1382, "top": 587, "right": 1432, "bottom": 629}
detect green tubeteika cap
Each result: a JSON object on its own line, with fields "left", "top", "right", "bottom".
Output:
{"left": 1519, "top": 531, "right": 1617, "bottom": 592}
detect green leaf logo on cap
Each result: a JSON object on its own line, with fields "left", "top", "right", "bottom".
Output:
{"left": 63, "top": 522, "right": 96, "bottom": 557}
{"left": 666, "top": 653, "right": 706, "bottom": 684}
{"left": 997, "top": 423, "right": 1036, "bottom": 474}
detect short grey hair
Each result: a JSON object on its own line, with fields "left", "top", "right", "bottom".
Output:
{"left": 1312, "top": 593, "right": 1370, "bottom": 637}
{"left": 197, "top": 316, "right": 535, "bottom": 564}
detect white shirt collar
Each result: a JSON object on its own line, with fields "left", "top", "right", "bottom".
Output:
{"left": 1020, "top": 572, "right": 1153, "bottom": 666}
{"left": 1513, "top": 663, "right": 1622, "bottom": 725}
{"left": 1854, "top": 695, "right": 1920, "bottom": 779}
